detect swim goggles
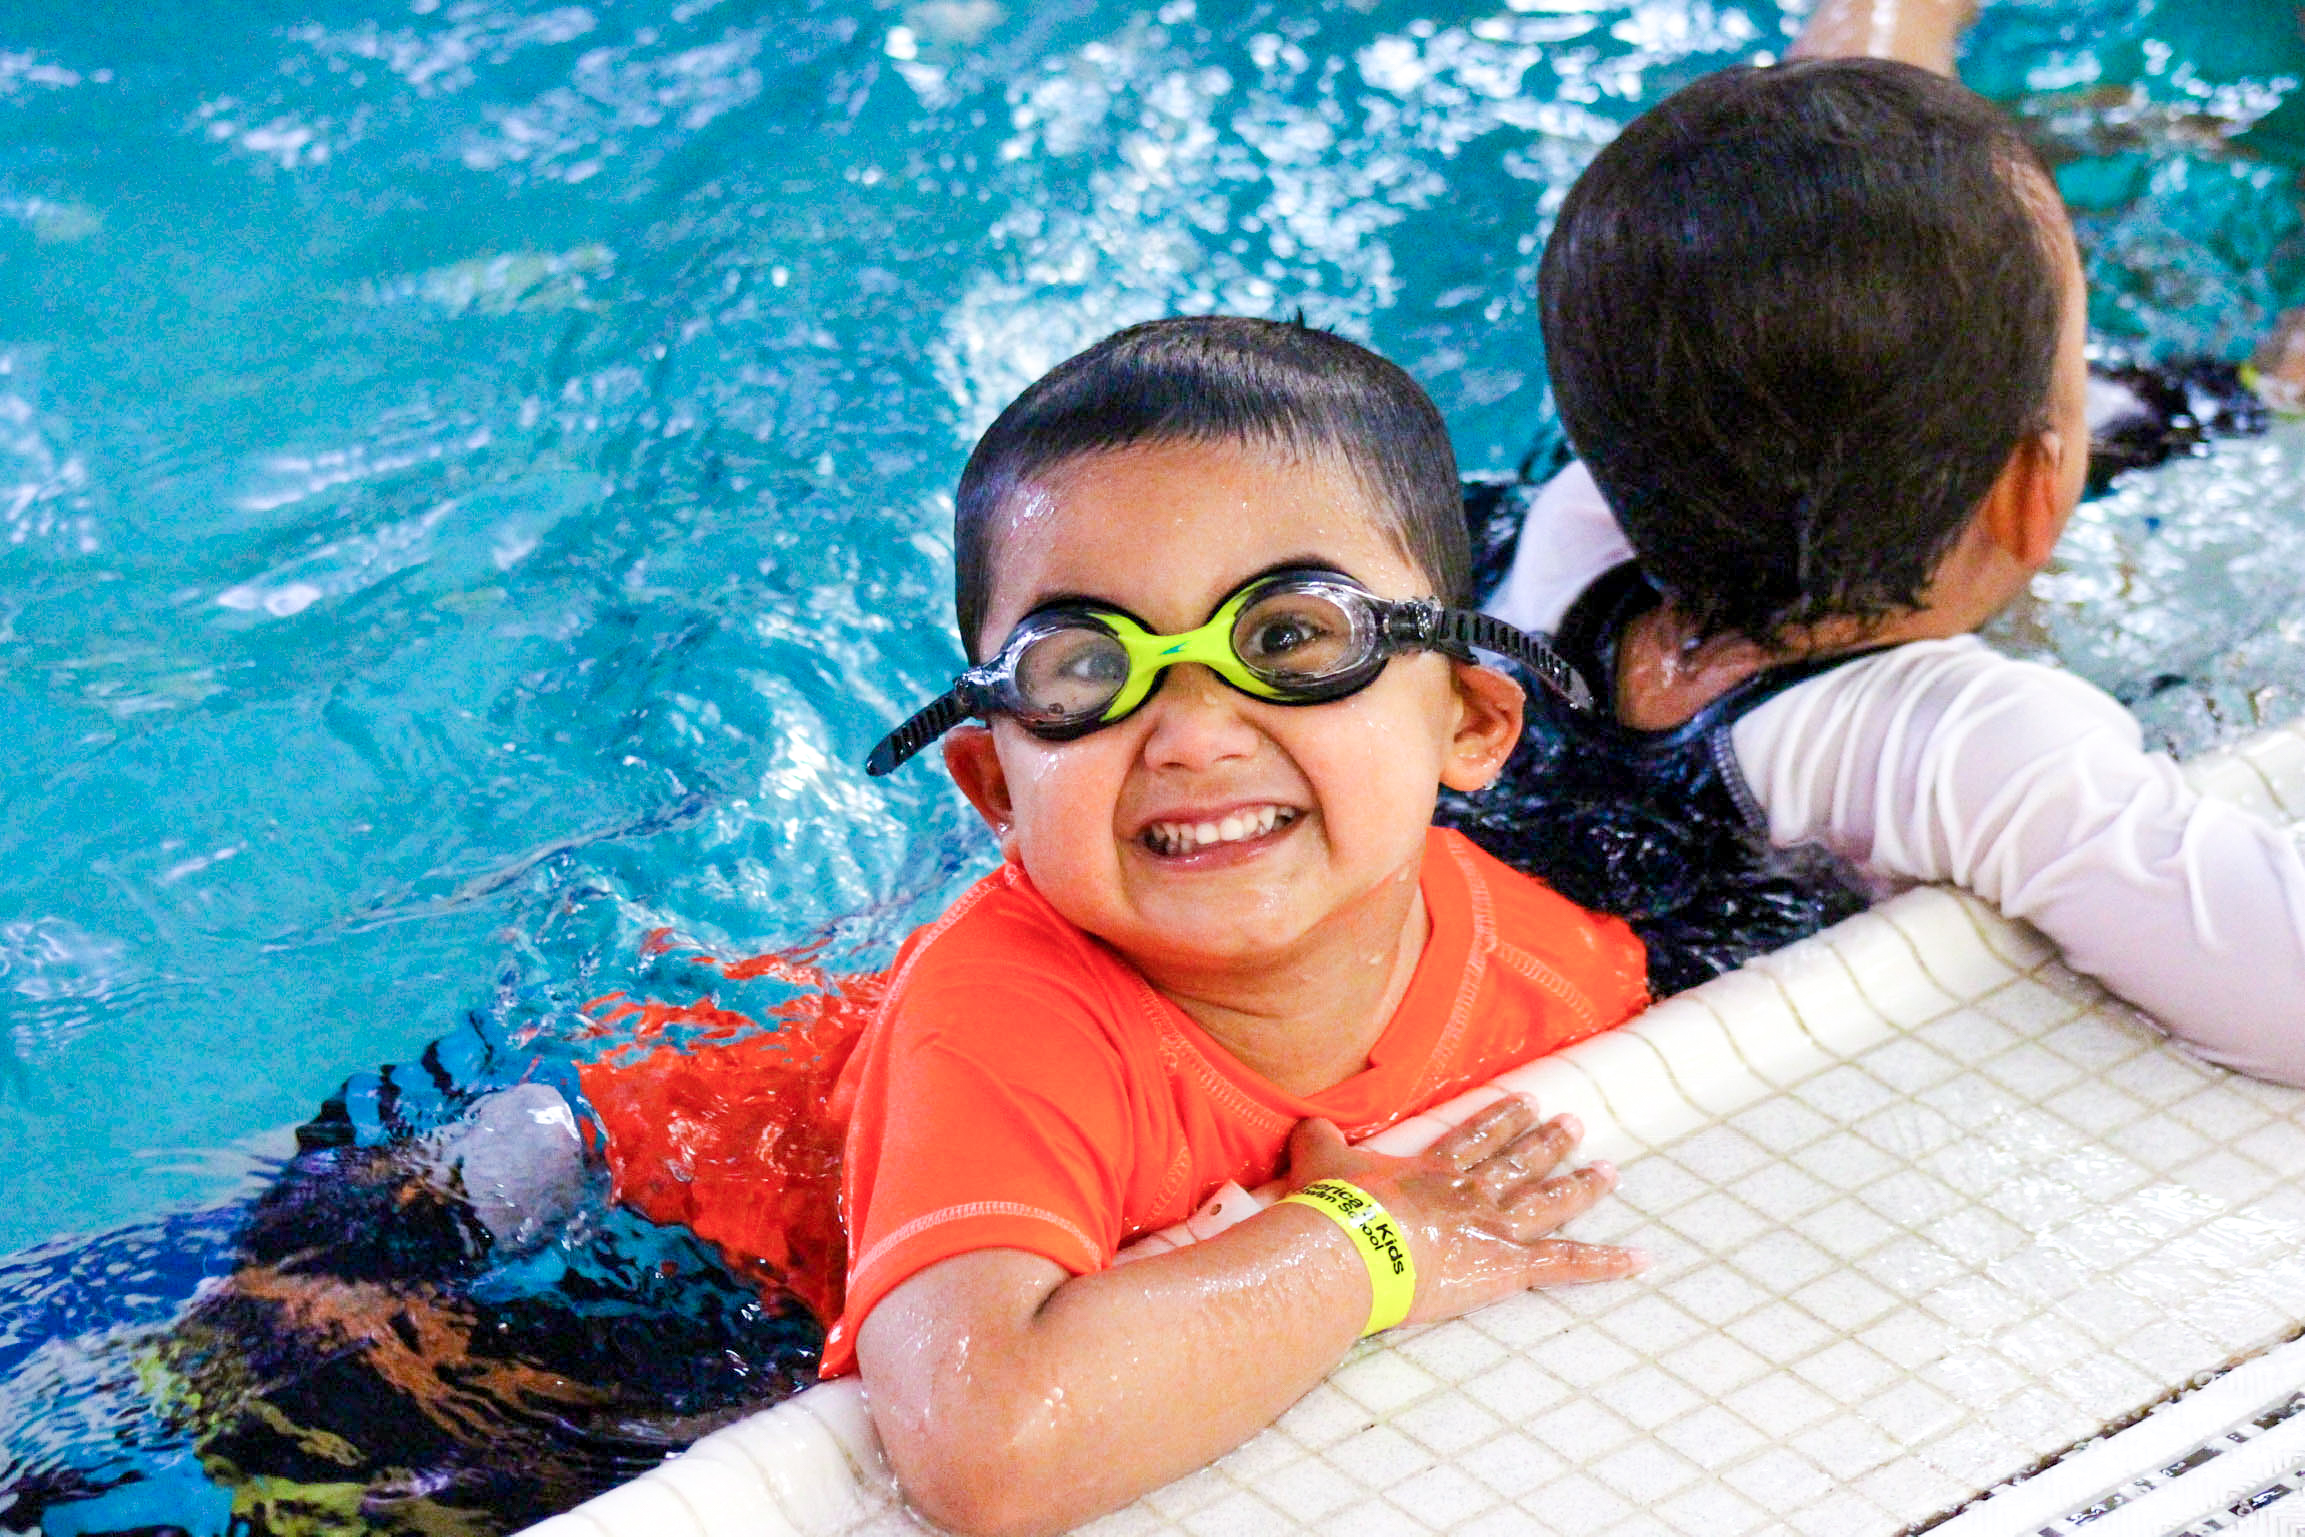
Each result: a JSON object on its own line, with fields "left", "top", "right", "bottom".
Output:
{"left": 864, "top": 566, "right": 1594, "bottom": 775}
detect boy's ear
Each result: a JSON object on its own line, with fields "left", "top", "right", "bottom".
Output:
{"left": 942, "top": 726, "right": 1020, "bottom": 858}
{"left": 1980, "top": 427, "right": 2071, "bottom": 571}
{"left": 1440, "top": 662, "right": 1525, "bottom": 793}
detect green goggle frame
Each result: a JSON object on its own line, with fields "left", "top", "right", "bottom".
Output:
{"left": 864, "top": 567, "right": 1592, "bottom": 776}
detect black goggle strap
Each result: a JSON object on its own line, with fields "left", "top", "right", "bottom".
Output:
{"left": 1388, "top": 604, "right": 1596, "bottom": 713}
{"left": 864, "top": 682, "right": 985, "bottom": 777}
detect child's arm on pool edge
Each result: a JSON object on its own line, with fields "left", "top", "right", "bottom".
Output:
{"left": 854, "top": 1095, "right": 1639, "bottom": 1537}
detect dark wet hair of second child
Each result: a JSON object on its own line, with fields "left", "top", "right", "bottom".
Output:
{"left": 1541, "top": 58, "right": 2066, "bottom": 644}
{"left": 952, "top": 315, "right": 1469, "bottom": 661}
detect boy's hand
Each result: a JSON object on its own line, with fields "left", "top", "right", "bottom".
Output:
{"left": 1285, "top": 1094, "right": 1642, "bottom": 1325}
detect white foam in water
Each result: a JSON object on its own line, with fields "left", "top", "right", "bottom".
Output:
{"left": 523, "top": 715, "right": 2305, "bottom": 1537}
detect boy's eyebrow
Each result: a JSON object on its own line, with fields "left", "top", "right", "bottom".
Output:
{"left": 1019, "top": 557, "right": 1357, "bottom": 626}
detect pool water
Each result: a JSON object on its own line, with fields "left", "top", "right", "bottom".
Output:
{"left": 3, "top": 0, "right": 2303, "bottom": 1530}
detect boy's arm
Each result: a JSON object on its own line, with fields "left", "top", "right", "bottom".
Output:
{"left": 1786, "top": 0, "right": 1978, "bottom": 76}
{"left": 1736, "top": 644, "right": 2305, "bottom": 1080}
{"left": 856, "top": 1099, "right": 1639, "bottom": 1537}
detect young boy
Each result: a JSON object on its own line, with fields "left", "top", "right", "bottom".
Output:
{"left": 1470, "top": 56, "right": 2305, "bottom": 1078}
{"left": 826, "top": 315, "right": 1652, "bottom": 1535}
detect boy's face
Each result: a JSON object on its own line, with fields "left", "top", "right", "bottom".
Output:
{"left": 943, "top": 439, "right": 1518, "bottom": 983}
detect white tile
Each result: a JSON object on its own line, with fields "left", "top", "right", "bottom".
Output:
{"left": 1615, "top": 1155, "right": 1715, "bottom": 1217}
{"left": 1589, "top": 1364, "right": 1703, "bottom": 1431}
{"left": 1915, "top": 1419, "right": 2024, "bottom": 1486}
{"left": 1655, "top": 1404, "right": 1769, "bottom": 1470}
{"left": 1988, "top": 1312, "right": 2094, "bottom": 1375}
{"left": 2103, "top": 1048, "right": 2220, "bottom": 1107}
{"left": 1921, "top": 1206, "right": 2029, "bottom": 1267}
{"left": 1661, "top": 1264, "right": 1773, "bottom": 1326}
{"left": 1745, "top": 941, "right": 1883, "bottom": 1055}
{"left": 1525, "top": 1399, "right": 1639, "bottom": 1463}
{"left": 1465, "top": 1431, "right": 1568, "bottom": 1500}
{"left": 1856, "top": 1171, "right": 1967, "bottom": 1230}
{"left": 1782, "top": 1486, "right": 1895, "bottom": 1537}
{"left": 1330, "top": 1350, "right": 1442, "bottom": 1418}
{"left": 1467, "top": 1288, "right": 1583, "bottom": 1347}
{"left": 1819, "top": 909, "right": 1961, "bottom": 1027}
{"left": 1914, "top": 1272, "right": 2029, "bottom": 1335}
{"left": 2037, "top": 1015, "right": 2154, "bottom": 1073}
{"left": 1724, "top": 1161, "right": 1834, "bottom": 1223}
{"left": 1857, "top": 1309, "right": 1956, "bottom": 1371}
{"left": 1789, "top": 1413, "right": 1899, "bottom": 1479}
{"left": 1856, "top": 1378, "right": 1965, "bottom": 1450}
{"left": 1659, "top": 1191, "right": 1775, "bottom": 1252}
{"left": 1787, "top": 1268, "right": 1899, "bottom": 1332}
{"left": 1143, "top": 1464, "right": 1238, "bottom": 1521}
{"left": 1591, "top": 1293, "right": 1709, "bottom": 1356}
{"left": 1671, "top": 1123, "right": 1776, "bottom": 1183}
{"left": 1854, "top": 1037, "right": 1963, "bottom": 1096}
{"left": 1319, "top": 1423, "right": 1436, "bottom": 1490}
{"left": 1462, "top": 1358, "right": 1575, "bottom": 1422}
{"left": 1650, "top": 1480, "right": 1770, "bottom": 1537}
{"left": 1596, "top": 1515, "right": 1680, "bottom": 1537}
{"left": 1386, "top": 1462, "right": 1501, "bottom": 1530}
{"left": 1452, "top": 1503, "right": 1555, "bottom": 1537}
{"left": 1623, "top": 998, "right": 1774, "bottom": 1116}
{"left": 1515, "top": 1471, "right": 1632, "bottom": 1533}
{"left": 1792, "top": 1068, "right": 1901, "bottom": 1127}
{"left": 2040, "top": 1077, "right": 2149, "bottom": 1138}
{"left": 1874, "top": 886, "right": 2022, "bottom": 999}
{"left": 1660, "top": 1333, "right": 1773, "bottom": 1397}
{"left": 1853, "top": 1452, "right": 1970, "bottom": 1520}
{"left": 2175, "top": 1148, "right": 2285, "bottom": 1205}
{"left": 1179, "top": 1488, "right": 1293, "bottom": 1537}
{"left": 1394, "top": 1321, "right": 1511, "bottom": 1382}
{"left": 1689, "top": 971, "right": 1837, "bottom": 1090}
{"left": 2234, "top": 1117, "right": 2305, "bottom": 1172}
{"left": 1390, "top": 1394, "right": 1505, "bottom": 1459}
{"left": 1788, "top": 1339, "right": 1902, "bottom": 1406}
{"left": 1861, "top": 1237, "right": 1969, "bottom": 1304}
{"left": 1981, "top": 1172, "right": 2093, "bottom": 1230}
{"left": 1256, "top": 1457, "right": 1361, "bottom": 1525}
{"left": 1917, "top": 1349, "right": 2028, "bottom": 1411}
{"left": 1728, "top": 1097, "right": 1838, "bottom": 1155}
{"left": 2119, "top": 1113, "right": 2216, "bottom": 1173}
{"left": 1273, "top": 1382, "right": 1375, "bottom": 1449}
{"left": 1978, "top": 1040, "right": 2087, "bottom": 1101}
{"left": 1724, "top": 1301, "right": 1838, "bottom": 1366}
{"left": 1917, "top": 1007, "right": 2025, "bottom": 1061}
{"left": 1802, "top": 1197, "right": 1902, "bottom": 1261}
{"left": 1590, "top": 1438, "right": 1703, "bottom": 1504}
{"left": 1721, "top": 1374, "right": 1837, "bottom": 1436}
{"left": 1718, "top": 1446, "right": 1834, "bottom": 1507}
{"left": 1726, "top": 1230, "right": 1838, "bottom": 1293}
{"left": 1528, "top": 1326, "right": 1643, "bottom": 1389}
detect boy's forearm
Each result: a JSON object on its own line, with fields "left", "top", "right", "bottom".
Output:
{"left": 858, "top": 1201, "right": 1372, "bottom": 1537}
{"left": 1786, "top": 0, "right": 1977, "bottom": 76}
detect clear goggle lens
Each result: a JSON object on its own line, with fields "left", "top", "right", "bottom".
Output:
{"left": 1227, "top": 584, "right": 1368, "bottom": 686}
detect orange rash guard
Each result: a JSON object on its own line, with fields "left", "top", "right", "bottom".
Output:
{"left": 818, "top": 826, "right": 1647, "bottom": 1374}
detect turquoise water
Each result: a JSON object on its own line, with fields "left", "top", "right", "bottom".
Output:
{"left": 3, "top": 0, "right": 2304, "bottom": 1526}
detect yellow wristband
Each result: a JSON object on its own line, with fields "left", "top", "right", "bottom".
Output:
{"left": 1281, "top": 1178, "right": 1416, "bottom": 1336}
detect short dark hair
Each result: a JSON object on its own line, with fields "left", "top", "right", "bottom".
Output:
{"left": 1541, "top": 58, "right": 2066, "bottom": 643}
{"left": 953, "top": 316, "right": 1467, "bottom": 660}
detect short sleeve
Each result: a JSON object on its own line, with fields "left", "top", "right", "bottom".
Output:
{"left": 822, "top": 908, "right": 1142, "bottom": 1373}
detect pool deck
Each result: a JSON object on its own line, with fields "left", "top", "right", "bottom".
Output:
{"left": 524, "top": 716, "right": 2305, "bottom": 1537}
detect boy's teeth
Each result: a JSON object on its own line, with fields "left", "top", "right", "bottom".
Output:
{"left": 1145, "top": 806, "right": 1296, "bottom": 855}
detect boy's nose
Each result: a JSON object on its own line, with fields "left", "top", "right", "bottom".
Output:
{"left": 1138, "top": 664, "right": 1262, "bottom": 771}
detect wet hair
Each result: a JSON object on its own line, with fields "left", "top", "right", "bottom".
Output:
{"left": 953, "top": 315, "right": 1467, "bottom": 660}
{"left": 1541, "top": 57, "right": 2067, "bottom": 643}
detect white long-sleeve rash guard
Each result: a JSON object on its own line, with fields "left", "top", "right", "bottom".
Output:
{"left": 1486, "top": 464, "right": 2305, "bottom": 1085}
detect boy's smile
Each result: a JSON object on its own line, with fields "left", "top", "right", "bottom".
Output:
{"left": 940, "top": 437, "right": 1519, "bottom": 1050}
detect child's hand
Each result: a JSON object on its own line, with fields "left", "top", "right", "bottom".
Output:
{"left": 1285, "top": 1094, "right": 1642, "bottom": 1325}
